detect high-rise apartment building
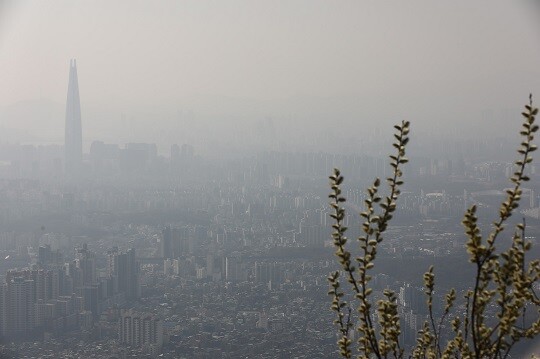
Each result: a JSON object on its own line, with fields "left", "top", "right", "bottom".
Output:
{"left": 0, "top": 283, "right": 6, "bottom": 337}
{"left": 109, "top": 248, "right": 140, "bottom": 301}
{"left": 64, "top": 59, "right": 82, "bottom": 174}
{"left": 76, "top": 243, "right": 96, "bottom": 287}
{"left": 119, "top": 309, "right": 163, "bottom": 350}
{"left": 7, "top": 277, "right": 35, "bottom": 335}
{"left": 161, "top": 226, "right": 190, "bottom": 259}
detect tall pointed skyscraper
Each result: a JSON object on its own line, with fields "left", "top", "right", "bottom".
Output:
{"left": 64, "top": 59, "right": 82, "bottom": 174}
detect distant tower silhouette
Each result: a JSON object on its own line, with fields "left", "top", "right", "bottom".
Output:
{"left": 64, "top": 59, "right": 82, "bottom": 174}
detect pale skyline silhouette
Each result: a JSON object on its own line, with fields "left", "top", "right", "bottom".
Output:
{"left": 0, "top": 0, "right": 539, "bottom": 152}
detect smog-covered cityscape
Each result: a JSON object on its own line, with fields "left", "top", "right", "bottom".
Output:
{"left": 0, "top": 1, "right": 539, "bottom": 358}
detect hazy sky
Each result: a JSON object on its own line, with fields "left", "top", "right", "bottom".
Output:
{"left": 0, "top": 0, "right": 539, "bottom": 150}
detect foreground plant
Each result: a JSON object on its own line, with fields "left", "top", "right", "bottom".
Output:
{"left": 328, "top": 95, "right": 540, "bottom": 359}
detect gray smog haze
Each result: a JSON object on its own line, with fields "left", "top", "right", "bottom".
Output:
{"left": 0, "top": 0, "right": 539, "bottom": 154}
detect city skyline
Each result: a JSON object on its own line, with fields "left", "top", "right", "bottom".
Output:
{"left": 1, "top": 1, "right": 540, "bottom": 154}
{"left": 0, "top": 2, "right": 538, "bottom": 357}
